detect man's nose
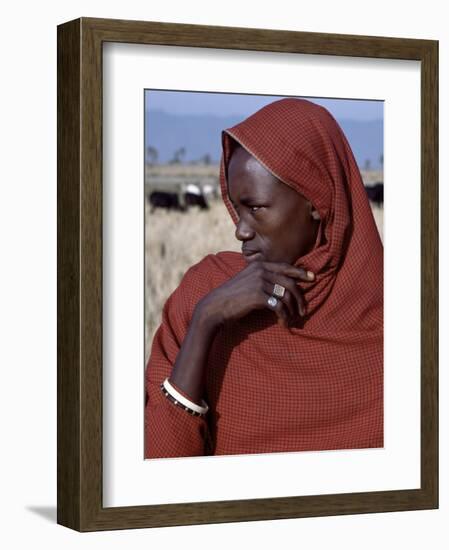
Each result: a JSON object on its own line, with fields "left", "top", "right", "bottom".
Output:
{"left": 235, "top": 217, "right": 255, "bottom": 241}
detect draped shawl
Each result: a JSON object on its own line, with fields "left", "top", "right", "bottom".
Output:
{"left": 144, "top": 98, "right": 383, "bottom": 458}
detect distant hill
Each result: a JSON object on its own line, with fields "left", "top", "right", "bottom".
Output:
{"left": 145, "top": 110, "right": 383, "bottom": 169}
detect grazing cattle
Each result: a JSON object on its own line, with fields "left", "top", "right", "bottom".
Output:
{"left": 184, "top": 191, "right": 209, "bottom": 210}
{"left": 183, "top": 183, "right": 210, "bottom": 210}
{"left": 365, "top": 182, "right": 384, "bottom": 207}
{"left": 149, "top": 191, "right": 185, "bottom": 212}
{"left": 148, "top": 183, "right": 211, "bottom": 213}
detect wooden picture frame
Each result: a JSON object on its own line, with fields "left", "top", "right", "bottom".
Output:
{"left": 57, "top": 17, "right": 438, "bottom": 531}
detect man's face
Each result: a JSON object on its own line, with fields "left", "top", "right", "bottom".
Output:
{"left": 227, "top": 146, "right": 320, "bottom": 265}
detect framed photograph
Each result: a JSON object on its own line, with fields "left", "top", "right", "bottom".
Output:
{"left": 57, "top": 17, "right": 438, "bottom": 531}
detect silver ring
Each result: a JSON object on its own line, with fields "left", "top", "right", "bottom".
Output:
{"left": 267, "top": 296, "right": 278, "bottom": 308}
{"left": 273, "top": 283, "right": 286, "bottom": 298}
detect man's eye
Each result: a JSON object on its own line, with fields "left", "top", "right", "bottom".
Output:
{"left": 250, "top": 206, "right": 261, "bottom": 212}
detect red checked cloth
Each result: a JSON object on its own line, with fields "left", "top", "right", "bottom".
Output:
{"left": 145, "top": 98, "right": 383, "bottom": 458}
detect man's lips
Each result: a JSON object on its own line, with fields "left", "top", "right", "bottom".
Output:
{"left": 242, "top": 249, "right": 263, "bottom": 261}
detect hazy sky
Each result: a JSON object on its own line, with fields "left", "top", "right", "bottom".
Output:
{"left": 144, "top": 90, "right": 383, "bottom": 121}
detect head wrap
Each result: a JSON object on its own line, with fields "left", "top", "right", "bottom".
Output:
{"left": 220, "top": 97, "right": 383, "bottom": 332}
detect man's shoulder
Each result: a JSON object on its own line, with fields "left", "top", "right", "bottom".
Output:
{"left": 187, "top": 250, "right": 245, "bottom": 282}
{"left": 165, "top": 251, "right": 244, "bottom": 318}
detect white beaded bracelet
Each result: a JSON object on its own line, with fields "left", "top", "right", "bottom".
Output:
{"left": 161, "top": 378, "right": 209, "bottom": 416}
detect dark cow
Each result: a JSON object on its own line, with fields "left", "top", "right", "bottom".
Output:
{"left": 184, "top": 191, "right": 209, "bottom": 210}
{"left": 148, "top": 191, "right": 185, "bottom": 212}
{"left": 365, "top": 182, "right": 384, "bottom": 207}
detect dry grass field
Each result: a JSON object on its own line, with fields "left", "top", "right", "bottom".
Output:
{"left": 144, "top": 195, "right": 383, "bottom": 363}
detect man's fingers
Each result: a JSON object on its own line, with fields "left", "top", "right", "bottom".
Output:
{"left": 261, "top": 261, "right": 315, "bottom": 282}
{"left": 263, "top": 281, "right": 299, "bottom": 319}
{"left": 263, "top": 273, "right": 307, "bottom": 317}
{"left": 264, "top": 291, "right": 291, "bottom": 327}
